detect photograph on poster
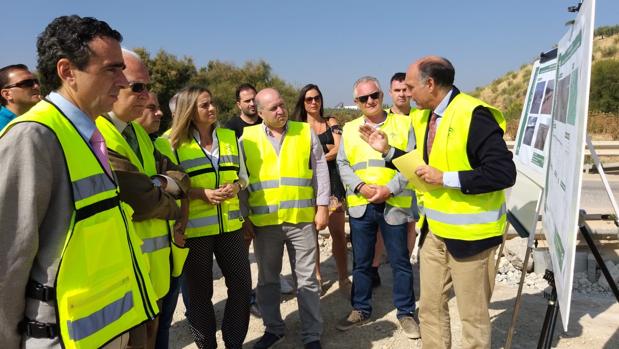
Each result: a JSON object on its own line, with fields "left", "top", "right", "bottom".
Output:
{"left": 555, "top": 74, "right": 571, "bottom": 123}
{"left": 534, "top": 122, "right": 549, "bottom": 150}
{"left": 523, "top": 116, "right": 537, "bottom": 146}
{"left": 529, "top": 81, "right": 546, "bottom": 115}
{"left": 540, "top": 79, "right": 555, "bottom": 114}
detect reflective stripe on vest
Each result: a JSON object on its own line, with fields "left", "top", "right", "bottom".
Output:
{"left": 71, "top": 173, "right": 117, "bottom": 202}
{"left": 342, "top": 114, "right": 412, "bottom": 209}
{"left": 67, "top": 291, "right": 133, "bottom": 341}
{"left": 423, "top": 203, "right": 506, "bottom": 225}
{"left": 243, "top": 121, "right": 315, "bottom": 226}
{"left": 1, "top": 100, "right": 158, "bottom": 349}
{"left": 97, "top": 117, "right": 172, "bottom": 299}
{"left": 420, "top": 93, "right": 507, "bottom": 240}
{"left": 141, "top": 235, "right": 171, "bottom": 254}
{"left": 175, "top": 127, "right": 242, "bottom": 238}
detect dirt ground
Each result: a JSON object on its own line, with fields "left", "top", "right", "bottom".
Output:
{"left": 168, "top": 234, "right": 619, "bottom": 349}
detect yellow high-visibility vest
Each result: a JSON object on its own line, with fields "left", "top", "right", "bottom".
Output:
{"left": 418, "top": 93, "right": 507, "bottom": 240}
{"left": 1, "top": 101, "right": 158, "bottom": 349}
{"left": 151, "top": 130, "right": 188, "bottom": 277}
{"left": 97, "top": 117, "right": 171, "bottom": 299}
{"left": 175, "top": 127, "right": 243, "bottom": 237}
{"left": 242, "top": 121, "right": 315, "bottom": 226}
{"left": 154, "top": 129, "right": 176, "bottom": 164}
{"left": 342, "top": 113, "right": 413, "bottom": 209}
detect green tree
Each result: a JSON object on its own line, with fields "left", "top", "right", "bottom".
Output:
{"left": 191, "top": 60, "right": 297, "bottom": 123}
{"left": 589, "top": 59, "right": 619, "bottom": 114}
{"left": 131, "top": 49, "right": 299, "bottom": 131}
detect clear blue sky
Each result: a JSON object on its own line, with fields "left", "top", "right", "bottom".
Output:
{"left": 1, "top": 0, "right": 617, "bottom": 107}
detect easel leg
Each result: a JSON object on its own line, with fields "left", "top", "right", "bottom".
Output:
{"left": 537, "top": 270, "right": 559, "bottom": 349}
{"left": 579, "top": 214, "right": 619, "bottom": 302}
{"left": 505, "top": 246, "right": 532, "bottom": 349}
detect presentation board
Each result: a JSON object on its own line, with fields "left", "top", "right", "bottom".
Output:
{"left": 542, "top": 0, "right": 595, "bottom": 331}
{"left": 514, "top": 56, "right": 557, "bottom": 185}
{"left": 507, "top": 53, "right": 557, "bottom": 241}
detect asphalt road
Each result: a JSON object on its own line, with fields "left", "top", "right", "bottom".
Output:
{"left": 580, "top": 173, "right": 619, "bottom": 212}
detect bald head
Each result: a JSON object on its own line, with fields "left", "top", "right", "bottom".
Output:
{"left": 256, "top": 88, "right": 288, "bottom": 130}
{"left": 405, "top": 56, "right": 454, "bottom": 110}
{"left": 408, "top": 56, "right": 454, "bottom": 89}
{"left": 113, "top": 49, "right": 151, "bottom": 121}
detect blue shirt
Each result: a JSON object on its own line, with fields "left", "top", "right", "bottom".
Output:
{"left": 0, "top": 106, "right": 17, "bottom": 131}
{"left": 47, "top": 92, "right": 97, "bottom": 143}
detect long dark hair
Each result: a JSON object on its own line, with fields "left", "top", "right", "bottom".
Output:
{"left": 293, "top": 83, "right": 324, "bottom": 122}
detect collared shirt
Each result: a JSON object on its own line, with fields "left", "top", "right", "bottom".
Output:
{"left": 383, "top": 89, "right": 460, "bottom": 189}
{"left": 432, "top": 89, "right": 461, "bottom": 188}
{"left": 47, "top": 92, "right": 97, "bottom": 143}
{"left": 0, "top": 106, "right": 17, "bottom": 131}
{"left": 108, "top": 112, "right": 130, "bottom": 133}
{"left": 192, "top": 127, "right": 249, "bottom": 188}
{"left": 240, "top": 122, "right": 330, "bottom": 206}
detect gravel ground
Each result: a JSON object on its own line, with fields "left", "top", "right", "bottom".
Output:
{"left": 167, "top": 235, "right": 619, "bottom": 349}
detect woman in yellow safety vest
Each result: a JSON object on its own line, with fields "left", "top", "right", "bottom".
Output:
{"left": 293, "top": 83, "right": 350, "bottom": 295}
{"left": 168, "top": 86, "right": 251, "bottom": 349}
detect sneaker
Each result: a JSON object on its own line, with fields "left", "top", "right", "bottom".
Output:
{"left": 280, "top": 275, "right": 294, "bottom": 294}
{"left": 398, "top": 316, "right": 421, "bottom": 339}
{"left": 304, "top": 340, "right": 322, "bottom": 349}
{"left": 336, "top": 310, "right": 370, "bottom": 331}
{"left": 253, "top": 332, "right": 285, "bottom": 349}
{"left": 371, "top": 267, "right": 381, "bottom": 288}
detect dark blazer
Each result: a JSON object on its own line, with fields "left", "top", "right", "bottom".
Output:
{"left": 392, "top": 87, "right": 516, "bottom": 258}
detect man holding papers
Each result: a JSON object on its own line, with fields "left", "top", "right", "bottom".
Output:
{"left": 360, "top": 56, "right": 516, "bottom": 349}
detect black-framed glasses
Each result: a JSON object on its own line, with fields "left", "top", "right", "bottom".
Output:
{"left": 356, "top": 91, "right": 381, "bottom": 103}
{"left": 128, "top": 82, "right": 149, "bottom": 93}
{"left": 3, "top": 78, "right": 39, "bottom": 89}
{"left": 304, "top": 95, "right": 321, "bottom": 103}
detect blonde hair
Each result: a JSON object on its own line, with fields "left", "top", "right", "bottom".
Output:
{"left": 169, "top": 86, "right": 212, "bottom": 149}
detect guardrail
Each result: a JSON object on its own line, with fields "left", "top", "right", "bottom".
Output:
{"left": 506, "top": 140, "right": 619, "bottom": 156}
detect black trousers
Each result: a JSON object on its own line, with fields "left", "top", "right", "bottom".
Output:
{"left": 184, "top": 229, "right": 252, "bottom": 349}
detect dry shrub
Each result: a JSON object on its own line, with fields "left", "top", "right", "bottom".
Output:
{"left": 588, "top": 112, "right": 619, "bottom": 139}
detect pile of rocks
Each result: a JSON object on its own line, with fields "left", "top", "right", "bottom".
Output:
{"left": 495, "top": 255, "right": 618, "bottom": 295}
{"left": 496, "top": 258, "right": 547, "bottom": 290}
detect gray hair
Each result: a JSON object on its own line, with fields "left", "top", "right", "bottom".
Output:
{"left": 121, "top": 47, "right": 141, "bottom": 61}
{"left": 169, "top": 92, "right": 180, "bottom": 116}
{"left": 352, "top": 76, "right": 382, "bottom": 98}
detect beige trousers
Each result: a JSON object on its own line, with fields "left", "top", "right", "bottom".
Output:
{"left": 102, "top": 332, "right": 130, "bottom": 349}
{"left": 419, "top": 232, "right": 498, "bottom": 349}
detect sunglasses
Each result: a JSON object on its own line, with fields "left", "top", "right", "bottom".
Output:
{"left": 304, "top": 95, "right": 321, "bottom": 103}
{"left": 356, "top": 91, "right": 381, "bottom": 103}
{"left": 3, "top": 78, "right": 39, "bottom": 89}
{"left": 128, "top": 82, "right": 149, "bottom": 93}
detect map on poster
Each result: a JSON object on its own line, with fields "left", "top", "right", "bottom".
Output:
{"left": 542, "top": 0, "right": 595, "bottom": 331}
{"left": 514, "top": 57, "right": 557, "bottom": 185}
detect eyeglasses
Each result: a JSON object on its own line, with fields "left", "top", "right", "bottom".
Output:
{"left": 304, "top": 95, "right": 321, "bottom": 103}
{"left": 356, "top": 91, "right": 381, "bottom": 103}
{"left": 3, "top": 78, "right": 39, "bottom": 89}
{"left": 128, "top": 82, "right": 149, "bottom": 93}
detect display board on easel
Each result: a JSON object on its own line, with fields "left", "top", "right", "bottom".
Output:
{"left": 542, "top": 0, "right": 596, "bottom": 331}
{"left": 508, "top": 52, "right": 557, "bottom": 241}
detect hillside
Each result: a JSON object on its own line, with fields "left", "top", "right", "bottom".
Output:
{"left": 470, "top": 26, "right": 619, "bottom": 139}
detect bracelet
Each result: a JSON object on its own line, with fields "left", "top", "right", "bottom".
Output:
{"left": 354, "top": 182, "right": 366, "bottom": 194}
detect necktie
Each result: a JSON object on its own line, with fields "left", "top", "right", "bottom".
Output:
{"left": 122, "top": 124, "right": 143, "bottom": 164}
{"left": 90, "top": 129, "right": 112, "bottom": 176}
{"left": 426, "top": 112, "right": 439, "bottom": 156}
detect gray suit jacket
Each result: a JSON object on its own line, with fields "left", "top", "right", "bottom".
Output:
{"left": 336, "top": 119, "right": 416, "bottom": 225}
{"left": 0, "top": 123, "right": 73, "bottom": 348}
